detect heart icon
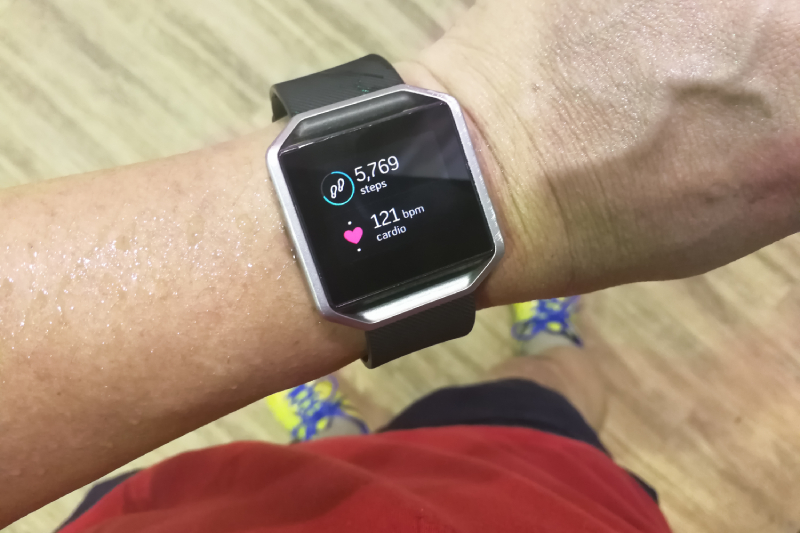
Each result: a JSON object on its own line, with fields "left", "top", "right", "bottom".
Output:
{"left": 344, "top": 227, "right": 363, "bottom": 244}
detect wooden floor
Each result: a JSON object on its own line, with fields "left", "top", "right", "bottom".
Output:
{"left": 2, "top": 1, "right": 799, "bottom": 532}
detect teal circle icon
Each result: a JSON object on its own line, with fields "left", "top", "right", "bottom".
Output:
{"left": 322, "top": 171, "right": 355, "bottom": 206}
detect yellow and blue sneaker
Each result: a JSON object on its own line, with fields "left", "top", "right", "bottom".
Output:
{"left": 511, "top": 296, "right": 583, "bottom": 349}
{"left": 266, "top": 375, "right": 369, "bottom": 442}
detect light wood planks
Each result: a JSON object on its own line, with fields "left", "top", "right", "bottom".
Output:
{"left": 2, "top": 2, "right": 799, "bottom": 532}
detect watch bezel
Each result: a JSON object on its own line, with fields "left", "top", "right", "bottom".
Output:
{"left": 266, "top": 84, "right": 504, "bottom": 330}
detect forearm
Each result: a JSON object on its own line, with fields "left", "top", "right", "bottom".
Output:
{"left": 0, "top": 64, "right": 527, "bottom": 525}
{"left": 0, "top": 124, "right": 365, "bottom": 523}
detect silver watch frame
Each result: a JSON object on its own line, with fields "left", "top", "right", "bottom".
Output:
{"left": 266, "top": 84, "right": 504, "bottom": 331}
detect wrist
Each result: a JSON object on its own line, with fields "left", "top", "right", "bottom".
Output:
{"left": 233, "top": 127, "right": 368, "bottom": 381}
{"left": 404, "top": 0, "right": 800, "bottom": 299}
{"left": 395, "top": 60, "right": 575, "bottom": 307}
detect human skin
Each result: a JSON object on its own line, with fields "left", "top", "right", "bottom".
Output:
{"left": 412, "top": 0, "right": 800, "bottom": 305}
{"left": 1, "top": 0, "right": 799, "bottom": 526}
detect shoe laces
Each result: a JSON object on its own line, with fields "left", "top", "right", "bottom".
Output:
{"left": 511, "top": 296, "right": 582, "bottom": 346}
{"left": 286, "top": 377, "right": 362, "bottom": 441}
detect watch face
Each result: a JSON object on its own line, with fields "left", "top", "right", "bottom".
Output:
{"left": 278, "top": 101, "right": 495, "bottom": 309}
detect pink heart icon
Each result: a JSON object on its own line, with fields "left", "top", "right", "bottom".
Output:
{"left": 344, "top": 227, "right": 363, "bottom": 244}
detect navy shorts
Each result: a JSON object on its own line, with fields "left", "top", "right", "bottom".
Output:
{"left": 382, "top": 378, "right": 658, "bottom": 502}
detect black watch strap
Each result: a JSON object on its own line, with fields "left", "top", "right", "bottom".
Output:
{"left": 363, "top": 295, "right": 476, "bottom": 369}
{"left": 270, "top": 54, "right": 403, "bottom": 121}
{"left": 271, "top": 55, "right": 476, "bottom": 368}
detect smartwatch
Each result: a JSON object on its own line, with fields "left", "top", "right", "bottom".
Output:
{"left": 266, "top": 55, "right": 504, "bottom": 368}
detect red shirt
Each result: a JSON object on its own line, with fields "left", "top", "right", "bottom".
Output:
{"left": 61, "top": 426, "right": 671, "bottom": 532}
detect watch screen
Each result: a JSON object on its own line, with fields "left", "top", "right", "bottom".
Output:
{"left": 279, "top": 101, "right": 495, "bottom": 309}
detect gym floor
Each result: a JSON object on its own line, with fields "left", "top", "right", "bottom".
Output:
{"left": 2, "top": 2, "right": 799, "bottom": 532}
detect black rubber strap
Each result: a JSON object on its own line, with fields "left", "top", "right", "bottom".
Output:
{"left": 271, "top": 55, "right": 477, "bottom": 367}
{"left": 363, "top": 295, "right": 476, "bottom": 369}
{"left": 270, "top": 54, "right": 404, "bottom": 120}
